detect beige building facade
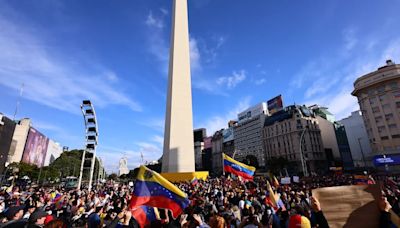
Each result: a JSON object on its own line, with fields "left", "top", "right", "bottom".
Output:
{"left": 7, "top": 118, "right": 31, "bottom": 164}
{"left": 352, "top": 60, "right": 400, "bottom": 156}
{"left": 263, "top": 105, "right": 327, "bottom": 173}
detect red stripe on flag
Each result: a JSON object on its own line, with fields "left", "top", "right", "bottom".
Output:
{"left": 130, "top": 195, "right": 184, "bottom": 219}
{"left": 224, "top": 165, "right": 253, "bottom": 180}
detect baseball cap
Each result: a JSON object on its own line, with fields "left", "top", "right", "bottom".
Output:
{"left": 5, "top": 205, "right": 25, "bottom": 220}
{"left": 28, "top": 210, "right": 48, "bottom": 223}
{"left": 288, "top": 215, "right": 311, "bottom": 228}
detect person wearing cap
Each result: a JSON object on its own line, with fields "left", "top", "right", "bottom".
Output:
{"left": 27, "top": 210, "right": 48, "bottom": 228}
{"left": 1, "top": 205, "right": 26, "bottom": 227}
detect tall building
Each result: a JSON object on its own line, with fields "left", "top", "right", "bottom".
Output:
{"left": 234, "top": 103, "right": 269, "bottom": 167}
{"left": 211, "top": 130, "right": 224, "bottom": 176}
{"left": 44, "top": 140, "right": 63, "bottom": 166}
{"left": 0, "top": 114, "right": 16, "bottom": 173}
{"left": 339, "top": 111, "right": 373, "bottom": 167}
{"left": 193, "top": 128, "right": 207, "bottom": 170}
{"left": 333, "top": 123, "right": 354, "bottom": 170}
{"left": 310, "top": 105, "right": 341, "bottom": 161}
{"left": 263, "top": 105, "right": 326, "bottom": 174}
{"left": 119, "top": 157, "right": 129, "bottom": 176}
{"left": 310, "top": 105, "right": 354, "bottom": 169}
{"left": 7, "top": 118, "right": 31, "bottom": 164}
{"left": 352, "top": 59, "right": 400, "bottom": 159}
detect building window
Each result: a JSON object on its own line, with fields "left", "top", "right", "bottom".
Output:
{"left": 372, "top": 107, "right": 380, "bottom": 113}
{"left": 385, "top": 113, "right": 394, "bottom": 121}
{"left": 392, "top": 134, "right": 400, "bottom": 139}
{"left": 377, "top": 86, "right": 385, "bottom": 93}
{"left": 393, "top": 90, "right": 400, "bottom": 99}
{"left": 375, "top": 116, "right": 383, "bottom": 124}
{"left": 379, "top": 95, "right": 387, "bottom": 101}
{"left": 389, "top": 124, "right": 397, "bottom": 130}
{"left": 389, "top": 82, "right": 398, "bottom": 90}
{"left": 382, "top": 103, "right": 391, "bottom": 111}
{"left": 369, "top": 97, "right": 376, "bottom": 105}
{"left": 396, "top": 101, "right": 400, "bottom": 109}
{"left": 368, "top": 89, "right": 375, "bottom": 96}
{"left": 378, "top": 126, "right": 386, "bottom": 133}
{"left": 381, "top": 136, "right": 389, "bottom": 140}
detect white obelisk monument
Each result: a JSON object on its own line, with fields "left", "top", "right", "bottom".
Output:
{"left": 162, "top": 0, "right": 195, "bottom": 173}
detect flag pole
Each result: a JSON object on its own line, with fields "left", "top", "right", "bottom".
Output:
{"left": 222, "top": 152, "right": 225, "bottom": 176}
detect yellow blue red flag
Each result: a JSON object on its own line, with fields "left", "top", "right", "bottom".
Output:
{"left": 129, "top": 166, "right": 190, "bottom": 218}
{"left": 223, "top": 154, "right": 256, "bottom": 180}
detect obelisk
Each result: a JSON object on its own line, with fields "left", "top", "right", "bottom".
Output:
{"left": 162, "top": 0, "right": 195, "bottom": 173}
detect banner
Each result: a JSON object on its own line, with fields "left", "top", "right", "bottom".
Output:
{"left": 280, "top": 177, "right": 291, "bottom": 184}
{"left": 22, "top": 128, "right": 49, "bottom": 167}
{"left": 267, "top": 95, "right": 283, "bottom": 115}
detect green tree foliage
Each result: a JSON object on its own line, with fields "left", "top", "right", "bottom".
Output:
{"left": 266, "top": 156, "right": 289, "bottom": 174}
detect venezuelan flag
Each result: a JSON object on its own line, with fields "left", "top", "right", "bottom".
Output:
{"left": 223, "top": 154, "right": 255, "bottom": 180}
{"left": 131, "top": 206, "right": 158, "bottom": 228}
{"left": 130, "top": 166, "right": 190, "bottom": 218}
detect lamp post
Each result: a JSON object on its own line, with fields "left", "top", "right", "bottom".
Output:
{"left": 357, "top": 138, "right": 367, "bottom": 167}
{"left": 299, "top": 127, "right": 309, "bottom": 177}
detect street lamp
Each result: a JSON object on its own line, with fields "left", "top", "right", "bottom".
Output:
{"left": 299, "top": 126, "right": 309, "bottom": 177}
{"left": 357, "top": 138, "right": 367, "bottom": 167}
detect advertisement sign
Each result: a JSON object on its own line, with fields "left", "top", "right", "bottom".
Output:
{"left": 373, "top": 154, "right": 400, "bottom": 166}
{"left": 223, "top": 128, "right": 234, "bottom": 142}
{"left": 267, "top": 95, "right": 283, "bottom": 115}
{"left": 22, "top": 128, "right": 49, "bottom": 167}
{"left": 238, "top": 103, "right": 268, "bottom": 123}
{"left": 203, "top": 137, "right": 212, "bottom": 149}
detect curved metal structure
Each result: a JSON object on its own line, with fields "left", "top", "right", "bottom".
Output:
{"left": 77, "top": 100, "right": 98, "bottom": 191}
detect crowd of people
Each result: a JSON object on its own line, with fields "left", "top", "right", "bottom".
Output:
{"left": 0, "top": 173, "right": 398, "bottom": 227}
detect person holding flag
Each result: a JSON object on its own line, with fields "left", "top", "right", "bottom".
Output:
{"left": 129, "top": 166, "right": 190, "bottom": 220}
{"left": 223, "top": 154, "right": 256, "bottom": 180}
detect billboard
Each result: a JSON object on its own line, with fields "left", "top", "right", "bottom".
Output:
{"left": 267, "top": 95, "right": 283, "bottom": 115}
{"left": 238, "top": 102, "right": 268, "bottom": 123}
{"left": 44, "top": 140, "right": 63, "bottom": 166}
{"left": 223, "top": 128, "right": 234, "bottom": 142}
{"left": 373, "top": 154, "right": 400, "bottom": 166}
{"left": 22, "top": 128, "right": 49, "bottom": 167}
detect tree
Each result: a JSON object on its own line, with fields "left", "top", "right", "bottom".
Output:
{"left": 266, "top": 157, "right": 289, "bottom": 174}
{"left": 245, "top": 155, "right": 259, "bottom": 168}
{"left": 108, "top": 173, "right": 118, "bottom": 180}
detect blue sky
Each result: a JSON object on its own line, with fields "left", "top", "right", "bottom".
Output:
{"left": 1, "top": 0, "right": 400, "bottom": 173}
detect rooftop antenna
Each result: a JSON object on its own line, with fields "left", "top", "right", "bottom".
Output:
{"left": 141, "top": 152, "right": 144, "bottom": 165}
{"left": 13, "top": 83, "right": 24, "bottom": 121}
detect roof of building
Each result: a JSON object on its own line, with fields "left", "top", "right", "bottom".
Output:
{"left": 264, "top": 105, "right": 315, "bottom": 127}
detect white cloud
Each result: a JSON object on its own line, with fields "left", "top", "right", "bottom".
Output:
{"left": 0, "top": 13, "right": 142, "bottom": 114}
{"left": 198, "top": 96, "right": 251, "bottom": 135}
{"left": 254, "top": 78, "right": 267, "bottom": 85}
{"left": 343, "top": 28, "right": 358, "bottom": 51}
{"left": 151, "top": 135, "right": 164, "bottom": 146}
{"left": 216, "top": 70, "right": 247, "bottom": 89}
{"left": 190, "top": 37, "right": 201, "bottom": 71}
{"left": 299, "top": 36, "right": 400, "bottom": 119}
{"left": 159, "top": 8, "right": 168, "bottom": 15}
{"left": 145, "top": 11, "right": 164, "bottom": 29}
